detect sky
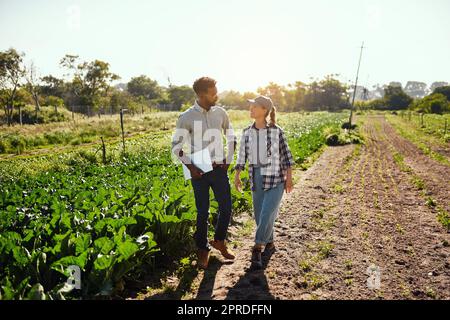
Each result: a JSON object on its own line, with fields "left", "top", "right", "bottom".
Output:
{"left": 1, "top": 0, "right": 449, "bottom": 92}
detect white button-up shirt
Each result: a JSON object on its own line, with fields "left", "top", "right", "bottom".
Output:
{"left": 172, "top": 101, "right": 237, "bottom": 164}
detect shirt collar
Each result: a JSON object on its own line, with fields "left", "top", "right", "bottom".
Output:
{"left": 251, "top": 122, "right": 270, "bottom": 130}
{"left": 194, "top": 100, "right": 215, "bottom": 113}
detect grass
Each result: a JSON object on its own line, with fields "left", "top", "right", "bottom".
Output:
{"left": 298, "top": 272, "right": 327, "bottom": 289}
{"left": 391, "top": 148, "right": 450, "bottom": 231}
{"left": 386, "top": 113, "right": 450, "bottom": 167}
{"left": 395, "top": 223, "right": 405, "bottom": 235}
{"left": 298, "top": 257, "right": 314, "bottom": 273}
{"left": 425, "top": 287, "right": 437, "bottom": 299}
{"left": 317, "top": 240, "right": 334, "bottom": 258}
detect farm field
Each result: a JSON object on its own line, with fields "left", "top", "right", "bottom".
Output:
{"left": 0, "top": 110, "right": 349, "bottom": 299}
{"left": 134, "top": 114, "right": 449, "bottom": 300}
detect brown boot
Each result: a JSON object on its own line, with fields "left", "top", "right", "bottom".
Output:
{"left": 209, "top": 240, "right": 235, "bottom": 260}
{"left": 250, "top": 246, "right": 263, "bottom": 270}
{"left": 197, "top": 249, "right": 210, "bottom": 269}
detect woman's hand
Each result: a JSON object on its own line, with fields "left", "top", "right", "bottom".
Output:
{"left": 285, "top": 177, "right": 293, "bottom": 193}
{"left": 234, "top": 171, "right": 243, "bottom": 192}
{"left": 285, "top": 168, "right": 293, "bottom": 193}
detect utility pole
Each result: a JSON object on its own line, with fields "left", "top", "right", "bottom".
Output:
{"left": 348, "top": 42, "right": 365, "bottom": 127}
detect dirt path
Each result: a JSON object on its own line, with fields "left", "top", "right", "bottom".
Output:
{"left": 138, "top": 115, "right": 450, "bottom": 300}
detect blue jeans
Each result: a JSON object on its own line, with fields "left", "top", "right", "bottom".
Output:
{"left": 252, "top": 167, "right": 285, "bottom": 245}
{"left": 191, "top": 166, "right": 232, "bottom": 251}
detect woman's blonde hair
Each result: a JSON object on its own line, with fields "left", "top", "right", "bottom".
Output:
{"left": 267, "top": 106, "right": 276, "bottom": 127}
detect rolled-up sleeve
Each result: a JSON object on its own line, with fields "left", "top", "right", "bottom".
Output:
{"left": 171, "top": 115, "right": 191, "bottom": 164}
{"left": 279, "top": 129, "right": 294, "bottom": 170}
{"left": 234, "top": 130, "right": 247, "bottom": 171}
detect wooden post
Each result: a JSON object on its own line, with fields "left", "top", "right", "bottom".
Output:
{"left": 120, "top": 108, "right": 128, "bottom": 155}
{"left": 101, "top": 136, "right": 106, "bottom": 164}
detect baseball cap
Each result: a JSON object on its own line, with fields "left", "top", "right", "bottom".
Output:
{"left": 247, "top": 95, "right": 274, "bottom": 111}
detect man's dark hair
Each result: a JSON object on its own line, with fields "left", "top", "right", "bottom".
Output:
{"left": 193, "top": 77, "right": 217, "bottom": 95}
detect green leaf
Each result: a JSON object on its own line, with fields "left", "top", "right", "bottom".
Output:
{"left": 13, "top": 246, "right": 31, "bottom": 266}
{"left": 94, "top": 254, "right": 115, "bottom": 271}
{"left": 74, "top": 234, "right": 91, "bottom": 255}
{"left": 93, "top": 237, "right": 115, "bottom": 255}
{"left": 117, "top": 240, "right": 139, "bottom": 261}
{"left": 51, "top": 251, "right": 89, "bottom": 272}
{"left": 27, "top": 283, "right": 46, "bottom": 300}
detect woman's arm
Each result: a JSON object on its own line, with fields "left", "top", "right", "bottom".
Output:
{"left": 234, "top": 169, "right": 243, "bottom": 192}
{"left": 278, "top": 128, "right": 294, "bottom": 193}
{"left": 285, "top": 167, "right": 293, "bottom": 193}
{"left": 233, "top": 130, "right": 248, "bottom": 192}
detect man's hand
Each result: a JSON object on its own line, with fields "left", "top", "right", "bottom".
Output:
{"left": 187, "top": 164, "right": 204, "bottom": 180}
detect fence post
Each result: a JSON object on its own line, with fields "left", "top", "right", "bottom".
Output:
{"left": 101, "top": 137, "right": 106, "bottom": 164}
{"left": 120, "top": 108, "right": 128, "bottom": 155}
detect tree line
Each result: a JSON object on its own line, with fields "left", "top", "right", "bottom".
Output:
{"left": 0, "top": 48, "right": 196, "bottom": 126}
{"left": 357, "top": 84, "right": 450, "bottom": 114}
{"left": 2, "top": 47, "right": 449, "bottom": 127}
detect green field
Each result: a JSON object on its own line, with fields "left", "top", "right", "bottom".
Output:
{"left": 386, "top": 112, "right": 450, "bottom": 166}
{"left": 0, "top": 110, "right": 350, "bottom": 299}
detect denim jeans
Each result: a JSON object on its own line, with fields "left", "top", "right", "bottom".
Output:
{"left": 191, "top": 166, "right": 232, "bottom": 250}
{"left": 252, "top": 167, "right": 285, "bottom": 245}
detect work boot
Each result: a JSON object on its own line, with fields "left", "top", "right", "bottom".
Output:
{"left": 250, "top": 246, "right": 263, "bottom": 270}
{"left": 209, "top": 240, "right": 235, "bottom": 260}
{"left": 263, "top": 242, "right": 276, "bottom": 256}
{"left": 197, "top": 249, "right": 210, "bottom": 269}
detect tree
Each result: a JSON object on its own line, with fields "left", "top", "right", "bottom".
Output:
{"left": 0, "top": 48, "right": 26, "bottom": 126}
{"left": 301, "top": 76, "right": 349, "bottom": 111}
{"left": 25, "top": 61, "right": 42, "bottom": 122}
{"left": 219, "top": 90, "right": 245, "bottom": 108}
{"left": 432, "top": 86, "right": 450, "bottom": 101}
{"left": 430, "top": 82, "right": 448, "bottom": 92}
{"left": 167, "top": 85, "right": 195, "bottom": 110}
{"left": 40, "top": 75, "right": 65, "bottom": 98}
{"left": 257, "top": 82, "right": 286, "bottom": 110}
{"left": 109, "top": 88, "right": 133, "bottom": 114}
{"left": 411, "top": 93, "right": 449, "bottom": 114}
{"left": 44, "top": 96, "right": 65, "bottom": 113}
{"left": 383, "top": 85, "right": 413, "bottom": 110}
{"left": 317, "top": 75, "right": 349, "bottom": 111}
{"left": 127, "top": 75, "right": 162, "bottom": 101}
{"left": 60, "top": 54, "right": 120, "bottom": 115}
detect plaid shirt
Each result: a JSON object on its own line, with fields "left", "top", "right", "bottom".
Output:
{"left": 234, "top": 123, "right": 294, "bottom": 191}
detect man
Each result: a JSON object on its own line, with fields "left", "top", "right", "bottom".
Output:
{"left": 172, "top": 77, "right": 237, "bottom": 269}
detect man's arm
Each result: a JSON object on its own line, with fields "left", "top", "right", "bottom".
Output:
{"left": 171, "top": 115, "right": 191, "bottom": 164}
{"left": 172, "top": 115, "right": 204, "bottom": 179}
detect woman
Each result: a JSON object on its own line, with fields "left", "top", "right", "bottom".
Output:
{"left": 234, "top": 95, "right": 294, "bottom": 270}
